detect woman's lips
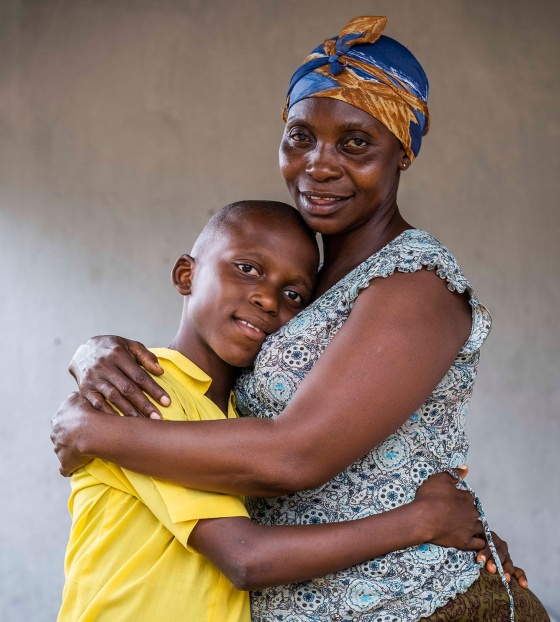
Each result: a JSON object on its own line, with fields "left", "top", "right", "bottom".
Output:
{"left": 299, "top": 192, "right": 352, "bottom": 215}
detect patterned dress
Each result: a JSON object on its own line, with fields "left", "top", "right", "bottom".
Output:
{"left": 235, "top": 229, "right": 493, "bottom": 622}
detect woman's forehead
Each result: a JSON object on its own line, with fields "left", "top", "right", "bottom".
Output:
{"left": 285, "top": 97, "right": 392, "bottom": 137}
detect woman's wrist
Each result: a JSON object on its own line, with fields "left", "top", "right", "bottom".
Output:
{"left": 76, "top": 405, "right": 103, "bottom": 458}
{"left": 79, "top": 406, "right": 127, "bottom": 460}
{"left": 51, "top": 392, "right": 108, "bottom": 475}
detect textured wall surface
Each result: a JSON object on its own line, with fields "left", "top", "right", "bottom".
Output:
{"left": 1, "top": 1, "right": 558, "bottom": 619}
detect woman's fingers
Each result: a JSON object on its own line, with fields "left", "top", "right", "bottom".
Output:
{"left": 82, "top": 389, "right": 117, "bottom": 415}
{"left": 51, "top": 392, "right": 97, "bottom": 475}
{"left": 95, "top": 378, "right": 149, "bottom": 418}
{"left": 115, "top": 356, "right": 170, "bottom": 411}
{"left": 68, "top": 336, "right": 170, "bottom": 417}
{"left": 128, "top": 340, "right": 165, "bottom": 378}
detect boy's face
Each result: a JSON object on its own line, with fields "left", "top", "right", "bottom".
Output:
{"left": 175, "top": 214, "right": 318, "bottom": 373}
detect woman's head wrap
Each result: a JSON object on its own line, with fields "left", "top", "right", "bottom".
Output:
{"left": 283, "top": 16, "right": 430, "bottom": 161}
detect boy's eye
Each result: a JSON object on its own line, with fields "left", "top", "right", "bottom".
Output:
{"left": 284, "top": 290, "right": 303, "bottom": 305}
{"left": 237, "top": 264, "right": 259, "bottom": 276}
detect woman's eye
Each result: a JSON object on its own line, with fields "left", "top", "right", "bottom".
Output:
{"left": 288, "top": 131, "right": 311, "bottom": 143}
{"left": 346, "top": 137, "right": 368, "bottom": 148}
{"left": 237, "top": 264, "right": 259, "bottom": 276}
{"left": 284, "top": 290, "right": 303, "bottom": 305}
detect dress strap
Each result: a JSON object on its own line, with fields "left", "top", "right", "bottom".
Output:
{"left": 447, "top": 469, "right": 515, "bottom": 622}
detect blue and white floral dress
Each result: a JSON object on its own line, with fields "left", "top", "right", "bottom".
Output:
{"left": 235, "top": 229, "right": 494, "bottom": 622}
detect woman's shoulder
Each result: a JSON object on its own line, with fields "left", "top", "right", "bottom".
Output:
{"left": 350, "top": 229, "right": 492, "bottom": 354}
{"left": 350, "top": 228, "right": 471, "bottom": 294}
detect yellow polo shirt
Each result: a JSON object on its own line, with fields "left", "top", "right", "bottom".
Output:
{"left": 58, "top": 348, "right": 250, "bottom": 622}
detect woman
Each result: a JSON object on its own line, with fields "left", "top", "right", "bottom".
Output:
{"left": 52, "top": 16, "right": 549, "bottom": 622}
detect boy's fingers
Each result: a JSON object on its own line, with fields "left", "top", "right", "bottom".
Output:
{"left": 476, "top": 543, "right": 492, "bottom": 568}
{"left": 500, "top": 552, "right": 514, "bottom": 577}
{"left": 452, "top": 464, "right": 468, "bottom": 478}
{"left": 513, "top": 567, "right": 529, "bottom": 588}
{"left": 470, "top": 536, "right": 486, "bottom": 551}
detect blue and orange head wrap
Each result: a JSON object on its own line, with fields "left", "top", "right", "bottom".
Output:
{"left": 283, "top": 16, "right": 430, "bottom": 161}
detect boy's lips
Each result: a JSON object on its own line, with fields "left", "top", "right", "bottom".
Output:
{"left": 234, "top": 317, "right": 270, "bottom": 342}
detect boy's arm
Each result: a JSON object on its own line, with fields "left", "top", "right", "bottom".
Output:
{"left": 122, "top": 467, "right": 249, "bottom": 546}
{"left": 190, "top": 472, "right": 485, "bottom": 591}
{"left": 88, "top": 364, "right": 251, "bottom": 545}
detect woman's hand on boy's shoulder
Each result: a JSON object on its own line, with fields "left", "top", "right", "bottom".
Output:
{"left": 69, "top": 335, "right": 170, "bottom": 418}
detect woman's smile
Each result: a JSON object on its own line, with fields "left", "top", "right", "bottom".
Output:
{"left": 298, "top": 190, "right": 353, "bottom": 215}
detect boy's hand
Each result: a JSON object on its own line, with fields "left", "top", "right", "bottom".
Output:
{"left": 51, "top": 392, "right": 99, "bottom": 476}
{"left": 69, "top": 335, "right": 170, "bottom": 419}
{"left": 414, "top": 470, "right": 486, "bottom": 551}
{"left": 476, "top": 531, "right": 529, "bottom": 588}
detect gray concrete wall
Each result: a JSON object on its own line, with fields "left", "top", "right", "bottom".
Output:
{"left": 1, "top": 1, "right": 558, "bottom": 619}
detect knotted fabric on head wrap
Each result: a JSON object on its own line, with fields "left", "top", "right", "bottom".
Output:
{"left": 283, "top": 16, "right": 430, "bottom": 161}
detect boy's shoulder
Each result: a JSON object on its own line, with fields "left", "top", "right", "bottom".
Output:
{"left": 150, "top": 348, "right": 211, "bottom": 392}
{"left": 147, "top": 348, "right": 234, "bottom": 422}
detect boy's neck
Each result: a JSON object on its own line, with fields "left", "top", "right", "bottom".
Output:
{"left": 168, "top": 331, "right": 239, "bottom": 416}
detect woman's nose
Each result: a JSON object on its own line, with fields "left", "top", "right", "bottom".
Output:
{"left": 305, "top": 143, "right": 342, "bottom": 181}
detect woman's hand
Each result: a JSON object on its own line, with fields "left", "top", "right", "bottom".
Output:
{"left": 51, "top": 392, "right": 103, "bottom": 475}
{"left": 69, "top": 335, "right": 170, "bottom": 418}
{"left": 476, "top": 531, "right": 529, "bottom": 588}
{"left": 414, "top": 470, "right": 485, "bottom": 551}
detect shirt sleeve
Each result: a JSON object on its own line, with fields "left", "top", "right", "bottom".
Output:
{"left": 85, "top": 364, "right": 249, "bottom": 548}
{"left": 124, "top": 470, "right": 249, "bottom": 548}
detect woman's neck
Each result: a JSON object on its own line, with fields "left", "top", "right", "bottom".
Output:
{"left": 314, "top": 209, "right": 412, "bottom": 299}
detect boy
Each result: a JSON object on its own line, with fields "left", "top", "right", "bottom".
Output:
{"left": 58, "top": 201, "right": 473, "bottom": 622}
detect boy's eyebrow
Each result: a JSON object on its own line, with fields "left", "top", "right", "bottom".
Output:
{"left": 239, "top": 250, "right": 314, "bottom": 286}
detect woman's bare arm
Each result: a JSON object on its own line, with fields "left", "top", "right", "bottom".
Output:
{"left": 52, "top": 269, "right": 471, "bottom": 494}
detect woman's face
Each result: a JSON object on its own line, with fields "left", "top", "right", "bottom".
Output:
{"left": 279, "top": 97, "right": 410, "bottom": 237}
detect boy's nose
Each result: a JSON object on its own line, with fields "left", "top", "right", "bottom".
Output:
{"left": 250, "top": 285, "right": 279, "bottom": 315}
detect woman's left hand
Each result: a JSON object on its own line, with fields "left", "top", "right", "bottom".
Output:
{"left": 476, "top": 530, "right": 528, "bottom": 588}
{"left": 51, "top": 392, "right": 107, "bottom": 475}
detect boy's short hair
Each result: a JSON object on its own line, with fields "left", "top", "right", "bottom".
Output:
{"left": 191, "top": 200, "right": 317, "bottom": 256}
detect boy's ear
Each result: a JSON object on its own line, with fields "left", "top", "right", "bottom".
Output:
{"left": 172, "top": 255, "right": 195, "bottom": 295}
